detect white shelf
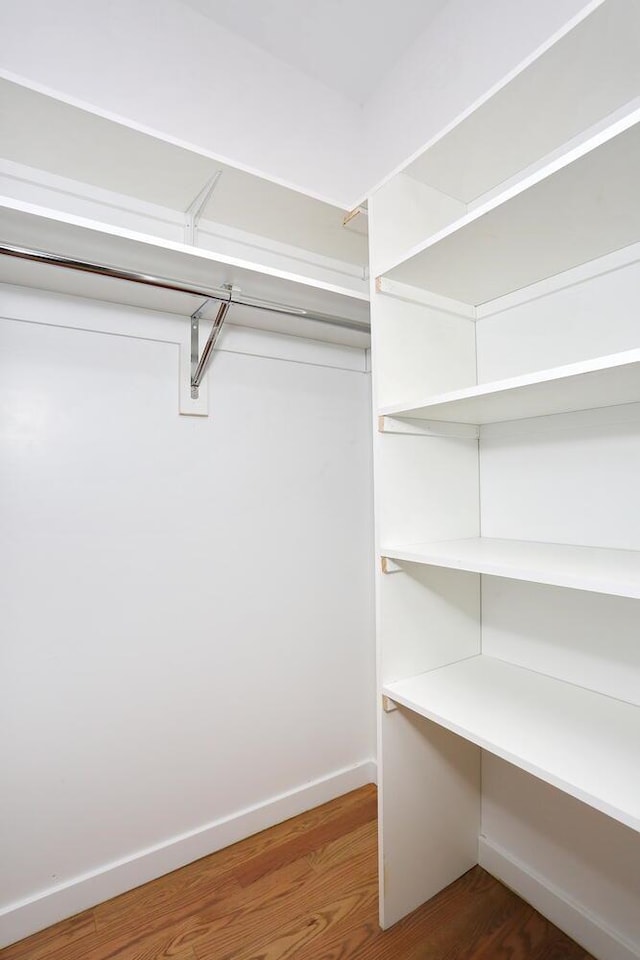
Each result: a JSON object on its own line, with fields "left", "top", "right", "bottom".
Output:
{"left": 379, "top": 349, "right": 640, "bottom": 424}
{"left": 0, "top": 77, "right": 368, "bottom": 271}
{"left": 383, "top": 655, "right": 640, "bottom": 832}
{"left": 380, "top": 106, "right": 640, "bottom": 304}
{"left": 404, "top": 0, "right": 640, "bottom": 208}
{"left": 0, "top": 198, "right": 370, "bottom": 346}
{"left": 381, "top": 537, "right": 640, "bottom": 599}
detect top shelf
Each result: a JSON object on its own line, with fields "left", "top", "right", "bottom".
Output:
{"left": 379, "top": 348, "right": 640, "bottom": 424}
{"left": 0, "top": 78, "right": 368, "bottom": 275}
{"left": 379, "top": 106, "right": 640, "bottom": 305}
{"left": 404, "top": 0, "right": 640, "bottom": 209}
{"left": 373, "top": 0, "right": 640, "bottom": 304}
{"left": 0, "top": 78, "right": 370, "bottom": 343}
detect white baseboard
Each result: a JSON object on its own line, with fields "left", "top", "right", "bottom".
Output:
{"left": 0, "top": 758, "right": 377, "bottom": 949}
{"left": 479, "top": 836, "right": 639, "bottom": 960}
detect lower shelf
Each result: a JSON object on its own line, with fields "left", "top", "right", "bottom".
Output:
{"left": 383, "top": 655, "right": 640, "bottom": 832}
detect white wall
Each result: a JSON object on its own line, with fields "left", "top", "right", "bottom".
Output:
{"left": 0, "top": 284, "right": 375, "bottom": 946}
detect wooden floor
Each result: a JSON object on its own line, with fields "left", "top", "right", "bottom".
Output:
{"left": 2, "top": 785, "right": 593, "bottom": 960}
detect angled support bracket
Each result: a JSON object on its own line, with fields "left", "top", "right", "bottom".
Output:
{"left": 342, "top": 205, "right": 368, "bottom": 235}
{"left": 190, "top": 286, "right": 234, "bottom": 400}
{"left": 184, "top": 169, "right": 223, "bottom": 246}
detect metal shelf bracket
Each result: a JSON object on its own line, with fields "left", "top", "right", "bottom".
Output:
{"left": 190, "top": 286, "right": 235, "bottom": 399}
{"left": 184, "top": 170, "right": 223, "bottom": 246}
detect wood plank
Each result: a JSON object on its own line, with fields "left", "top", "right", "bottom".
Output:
{"left": 284, "top": 896, "right": 378, "bottom": 960}
{"left": 0, "top": 910, "right": 96, "bottom": 960}
{"left": 216, "top": 878, "right": 378, "bottom": 960}
{"left": 1, "top": 787, "right": 593, "bottom": 960}
{"left": 361, "top": 866, "right": 519, "bottom": 960}
{"left": 305, "top": 818, "right": 377, "bottom": 873}
{"left": 33, "top": 858, "right": 315, "bottom": 960}
{"left": 191, "top": 836, "right": 377, "bottom": 958}
{"left": 232, "top": 784, "right": 377, "bottom": 886}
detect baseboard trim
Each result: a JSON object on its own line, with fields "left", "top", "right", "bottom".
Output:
{"left": 479, "top": 836, "right": 639, "bottom": 960}
{"left": 0, "top": 759, "right": 377, "bottom": 949}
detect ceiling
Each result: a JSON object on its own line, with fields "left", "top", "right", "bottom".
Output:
{"left": 179, "top": 0, "right": 449, "bottom": 104}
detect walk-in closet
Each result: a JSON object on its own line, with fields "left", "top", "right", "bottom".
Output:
{"left": 1, "top": 2, "right": 638, "bottom": 958}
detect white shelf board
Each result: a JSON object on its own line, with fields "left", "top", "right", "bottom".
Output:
{"left": 379, "top": 349, "right": 640, "bottom": 424}
{"left": 381, "top": 538, "right": 640, "bottom": 599}
{"left": 380, "top": 108, "right": 640, "bottom": 305}
{"left": 405, "top": 0, "right": 640, "bottom": 206}
{"left": 383, "top": 655, "right": 640, "bottom": 832}
{"left": 0, "top": 198, "right": 370, "bottom": 345}
{"left": 0, "top": 78, "right": 368, "bottom": 269}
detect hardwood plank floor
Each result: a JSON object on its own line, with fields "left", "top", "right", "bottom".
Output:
{"left": 1, "top": 785, "right": 594, "bottom": 960}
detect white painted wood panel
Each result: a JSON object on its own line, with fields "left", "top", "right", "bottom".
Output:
{"left": 476, "top": 256, "right": 640, "bottom": 382}
{"left": 369, "top": 287, "right": 476, "bottom": 411}
{"left": 481, "top": 578, "right": 640, "bottom": 706}
{"left": 370, "top": 206, "right": 481, "bottom": 934}
{"left": 0, "top": 69, "right": 370, "bottom": 273}
{"left": 0, "top": 158, "right": 367, "bottom": 297}
{"left": 384, "top": 656, "right": 640, "bottom": 831}
{"left": 363, "top": 0, "right": 607, "bottom": 209}
{"left": 378, "top": 709, "right": 480, "bottom": 928}
{"left": 379, "top": 566, "right": 480, "bottom": 684}
{"left": 405, "top": 0, "right": 640, "bottom": 205}
{"left": 480, "top": 405, "right": 640, "bottom": 551}
{"left": 377, "top": 437, "right": 479, "bottom": 545}
{"left": 383, "top": 116, "right": 640, "bottom": 303}
{"left": 382, "top": 537, "right": 640, "bottom": 599}
{"left": 369, "top": 173, "right": 464, "bottom": 278}
{"left": 380, "top": 349, "right": 640, "bottom": 423}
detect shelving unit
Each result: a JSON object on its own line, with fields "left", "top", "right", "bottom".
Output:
{"left": 383, "top": 655, "right": 640, "bottom": 832}
{"left": 370, "top": 2, "right": 640, "bottom": 954}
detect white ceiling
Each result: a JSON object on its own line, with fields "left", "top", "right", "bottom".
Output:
{"left": 179, "top": 0, "right": 449, "bottom": 104}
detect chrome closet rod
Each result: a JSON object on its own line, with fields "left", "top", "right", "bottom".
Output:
{"left": 0, "top": 243, "right": 370, "bottom": 333}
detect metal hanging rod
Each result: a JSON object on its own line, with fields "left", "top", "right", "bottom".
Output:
{"left": 0, "top": 243, "right": 370, "bottom": 333}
